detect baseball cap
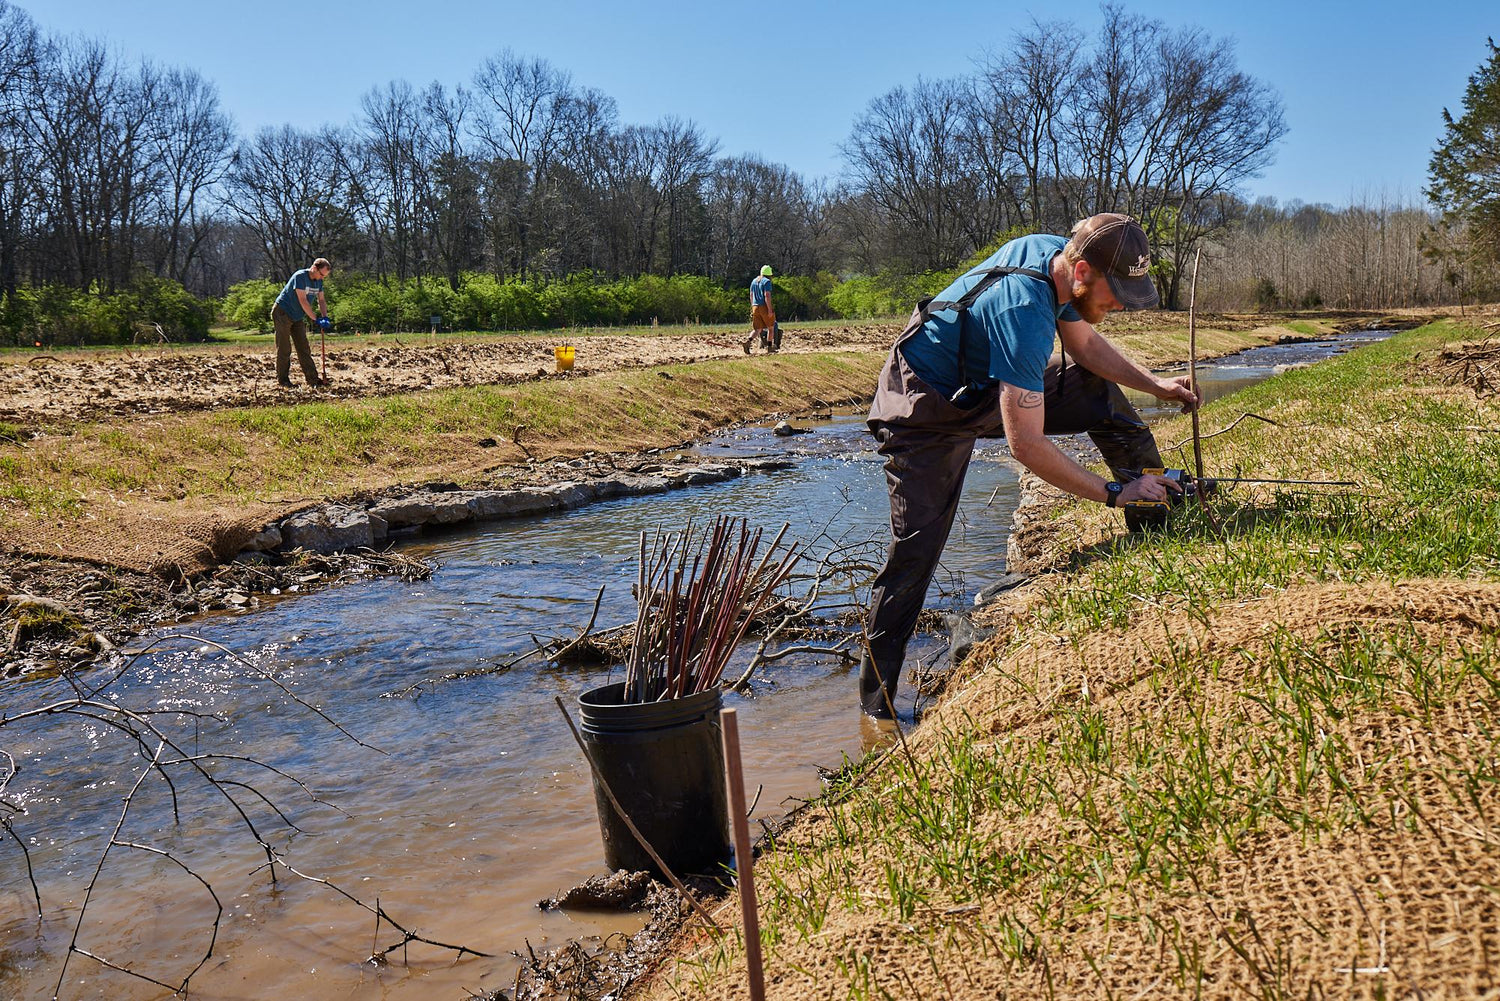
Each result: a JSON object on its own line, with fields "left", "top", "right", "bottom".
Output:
{"left": 1070, "top": 213, "right": 1159, "bottom": 310}
{"left": 760, "top": 265, "right": 774, "bottom": 276}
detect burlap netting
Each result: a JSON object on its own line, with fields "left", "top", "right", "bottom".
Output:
{"left": 685, "top": 580, "right": 1500, "bottom": 1001}
{"left": 1, "top": 503, "right": 284, "bottom": 578}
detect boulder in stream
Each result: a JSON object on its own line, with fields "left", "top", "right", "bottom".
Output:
{"left": 279, "top": 506, "right": 375, "bottom": 554}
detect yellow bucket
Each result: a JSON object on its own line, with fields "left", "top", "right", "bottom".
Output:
{"left": 554, "top": 344, "right": 575, "bottom": 372}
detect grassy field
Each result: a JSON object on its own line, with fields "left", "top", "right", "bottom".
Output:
{"left": 641, "top": 320, "right": 1500, "bottom": 1000}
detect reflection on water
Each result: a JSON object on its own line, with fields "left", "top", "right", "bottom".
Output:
{"left": 0, "top": 330, "right": 1389, "bottom": 999}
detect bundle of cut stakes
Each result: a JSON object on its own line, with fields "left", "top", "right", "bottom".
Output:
{"left": 623, "top": 516, "right": 800, "bottom": 702}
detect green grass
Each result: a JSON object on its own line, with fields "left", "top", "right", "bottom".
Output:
{"left": 1047, "top": 325, "right": 1500, "bottom": 632}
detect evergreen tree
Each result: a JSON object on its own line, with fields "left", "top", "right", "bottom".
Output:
{"left": 1426, "top": 38, "right": 1500, "bottom": 296}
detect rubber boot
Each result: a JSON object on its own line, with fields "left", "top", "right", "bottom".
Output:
{"left": 858, "top": 652, "right": 897, "bottom": 719}
{"left": 759, "top": 330, "right": 769, "bottom": 352}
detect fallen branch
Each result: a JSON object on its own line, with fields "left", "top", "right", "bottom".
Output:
{"left": 254, "top": 851, "right": 494, "bottom": 963}
{"left": 1166, "top": 411, "right": 1293, "bottom": 451}
{"left": 549, "top": 584, "right": 607, "bottom": 663}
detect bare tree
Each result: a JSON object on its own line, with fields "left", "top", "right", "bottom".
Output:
{"left": 224, "top": 125, "right": 361, "bottom": 278}
{"left": 0, "top": 0, "right": 41, "bottom": 311}
{"left": 706, "top": 155, "right": 821, "bottom": 281}
{"left": 22, "top": 40, "right": 165, "bottom": 290}
{"left": 975, "top": 19, "right": 1081, "bottom": 231}
{"left": 147, "top": 67, "right": 234, "bottom": 284}
{"left": 545, "top": 85, "right": 621, "bottom": 274}
{"left": 839, "top": 4, "right": 1285, "bottom": 305}
{"left": 418, "top": 81, "right": 485, "bottom": 290}
{"left": 355, "top": 80, "right": 426, "bottom": 281}
{"left": 840, "top": 76, "right": 979, "bottom": 271}
{"left": 652, "top": 116, "right": 718, "bottom": 274}
{"left": 471, "top": 51, "right": 576, "bottom": 275}
{"left": 1203, "top": 195, "right": 1455, "bottom": 310}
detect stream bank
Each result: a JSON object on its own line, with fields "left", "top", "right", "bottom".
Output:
{"left": 630, "top": 320, "right": 1500, "bottom": 1001}
{"left": 0, "top": 319, "right": 1414, "bottom": 675}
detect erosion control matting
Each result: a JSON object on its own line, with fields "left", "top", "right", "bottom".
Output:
{"left": 661, "top": 579, "right": 1500, "bottom": 1000}
{"left": 4, "top": 505, "right": 274, "bottom": 578}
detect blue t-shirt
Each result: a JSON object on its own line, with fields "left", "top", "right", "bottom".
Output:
{"left": 750, "top": 275, "right": 772, "bottom": 306}
{"left": 900, "top": 234, "right": 1079, "bottom": 396}
{"left": 275, "top": 269, "right": 323, "bottom": 320}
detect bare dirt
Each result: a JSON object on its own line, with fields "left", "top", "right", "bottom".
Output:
{"left": 0, "top": 325, "right": 900, "bottom": 428}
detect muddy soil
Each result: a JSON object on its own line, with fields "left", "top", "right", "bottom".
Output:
{"left": 0, "top": 547, "right": 435, "bottom": 678}
{"left": 0, "top": 325, "right": 900, "bottom": 428}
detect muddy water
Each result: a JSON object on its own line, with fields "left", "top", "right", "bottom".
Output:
{"left": 0, "top": 331, "right": 1390, "bottom": 1000}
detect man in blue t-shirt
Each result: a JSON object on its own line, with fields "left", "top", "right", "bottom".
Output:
{"left": 271, "top": 258, "right": 332, "bottom": 387}
{"left": 859, "top": 213, "right": 1200, "bottom": 718}
{"left": 743, "top": 265, "right": 777, "bottom": 354}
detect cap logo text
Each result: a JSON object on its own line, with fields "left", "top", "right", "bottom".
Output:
{"left": 1127, "top": 254, "right": 1150, "bottom": 278}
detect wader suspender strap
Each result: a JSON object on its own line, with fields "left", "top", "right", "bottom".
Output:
{"left": 918, "top": 265, "right": 1052, "bottom": 396}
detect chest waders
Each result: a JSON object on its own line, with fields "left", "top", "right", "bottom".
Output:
{"left": 859, "top": 264, "right": 1161, "bottom": 718}
{"left": 859, "top": 265, "right": 1051, "bottom": 717}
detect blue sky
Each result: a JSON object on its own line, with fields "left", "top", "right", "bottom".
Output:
{"left": 17, "top": 0, "right": 1495, "bottom": 207}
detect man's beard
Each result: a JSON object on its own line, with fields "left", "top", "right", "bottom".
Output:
{"left": 1070, "top": 279, "right": 1109, "bottom": 324}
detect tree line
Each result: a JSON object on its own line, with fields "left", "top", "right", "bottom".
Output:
{"left": 0, "top": 0, "right": 1490, "bottom": 344}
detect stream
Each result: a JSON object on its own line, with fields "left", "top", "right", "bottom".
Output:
{"left": 0, "top": 330, "right": 1391, "bottom": 1000}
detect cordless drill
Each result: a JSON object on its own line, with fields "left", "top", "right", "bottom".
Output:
{"left": 1121, "top": 468, "right": 1216, "bottom": 531}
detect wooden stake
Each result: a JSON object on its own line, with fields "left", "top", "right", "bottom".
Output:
{"left": 720, "top": 707, "right": 766, "bottom": 1001}
{"left": 1189, "top": 246, "right": 1205, "bottom": 485}
{"left": 1186, "top": 248, "right": 1225, "bottom": 539}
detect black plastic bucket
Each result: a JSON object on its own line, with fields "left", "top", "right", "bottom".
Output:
{"left": 577, "top": 681, "right": 731, "bottom": 877}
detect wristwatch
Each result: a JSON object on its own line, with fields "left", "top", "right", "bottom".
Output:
{"left": 1104, "top": 481, "right": 1123, "bottom": 507}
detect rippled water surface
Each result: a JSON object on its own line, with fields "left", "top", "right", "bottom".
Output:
{"left": 0, "top": 331, "right": 1390, "bottom": 999}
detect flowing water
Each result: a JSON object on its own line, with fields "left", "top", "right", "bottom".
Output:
{"left": 0, "top": 331, "right": 1391, "bottom": 1000}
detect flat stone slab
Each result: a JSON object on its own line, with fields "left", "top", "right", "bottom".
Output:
{"left": 279, "top": 505, "right": 375, "bottom": 554}
{"left": 257, "top": 458, "right": 794, "bottom": 560}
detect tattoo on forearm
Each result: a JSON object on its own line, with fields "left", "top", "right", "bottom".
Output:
{"left": 1018, "top": 390, "right": 1044, "bottom": 409}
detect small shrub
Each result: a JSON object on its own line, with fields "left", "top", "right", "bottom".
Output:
{"left": 222, "top": 280, "right": 281, "bottom": 332}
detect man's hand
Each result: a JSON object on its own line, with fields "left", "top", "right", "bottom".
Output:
{"left": 316, "top": 317, "right": 332, "bottom": 332}
{"left": 1119, "top": 472, "right": 1183, "bottom": 504}
{"left": 1155, "top": 375, "right": 1200, "bottom": 413}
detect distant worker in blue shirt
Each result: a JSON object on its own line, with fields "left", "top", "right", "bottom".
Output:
{"left": 743, "top": 265, "right": 779, "bottom": 354}
{"left": 859, "top": 214, "right": 1201, "bottom": 718}
{"left": 272, "top": 257, "right": 332, "bottom": 387}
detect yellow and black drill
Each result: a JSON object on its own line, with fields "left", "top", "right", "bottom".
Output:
{"left": 1119, "top": 468, "right": 1356, "bottom": 531}
{"left": 1121, "top": 468, "right": 1211, "bottom": 532}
